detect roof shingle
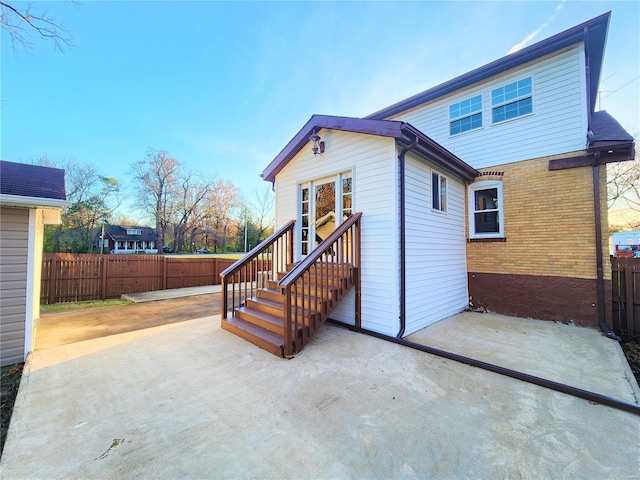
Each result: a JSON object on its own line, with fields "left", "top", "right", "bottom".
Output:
{"left": 0, "top": 161, "right": 67, "bottom": 201}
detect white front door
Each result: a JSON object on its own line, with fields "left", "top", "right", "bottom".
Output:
{"left": 299, "top": 173, "right": 352, "bottom": 258}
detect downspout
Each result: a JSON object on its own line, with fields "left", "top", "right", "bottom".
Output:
{"left": 584, "top": 28, "right": 616, "bottom": 339}
{"left": 397, "top": 136, "right": 419, "bottom": 338}
{"left": 591, "top": 153, "right": 619, "bottom": 339}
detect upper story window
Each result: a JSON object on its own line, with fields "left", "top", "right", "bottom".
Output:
{"left": 491, "top": 77, "right": 533, "bottom": 124}
{"left": 431, "top": 170, "right": 447, "bottom": 212}
{"left": 449, "top": 94, "right": 482, "bottom": 136}
{"left": 126, "top": 228, "right": 142, "bottom": 235}
{"left": 468, "top": 180, "right": 504, "bottom": 239}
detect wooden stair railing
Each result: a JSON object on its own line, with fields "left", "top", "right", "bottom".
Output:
{"left": 220, "top": 220, "right": 295, "bottom": 322}
{"left": 279, "top": 212, "right": 362, "bottom": 357}
{"left": 220, "top": 213, "right": 362, "bottom": 358}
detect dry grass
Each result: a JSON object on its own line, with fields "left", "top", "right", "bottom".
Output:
{"left": 41, "top": 298, "right": 134, "bottom": 313}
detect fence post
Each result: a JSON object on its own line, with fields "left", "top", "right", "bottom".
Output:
{"left": 162, "top": 256, "right": 168, "bottom": 290}
{"left": 213, "top": 258, "right": 218, "bottom": 285}
{"left": 101, "top": 256, "right": 108, "bottom": 300}
{"left": 48, "top": 257, "right": 57, "bottom": 304}
{"left": 625, "top": 259, "right": 634, "bottom": 335}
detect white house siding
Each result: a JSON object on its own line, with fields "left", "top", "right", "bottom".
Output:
{"left": 0, "top": 207, "right": 29, "bottom": 366}
{"left": 274, "top": 129, "right": 400, "bottom": 336}
{"left": 403, "top": 152, "right": 469, "bottom": 335}
{"left": 391, "top": 46, "right": 587, "bottom": 170}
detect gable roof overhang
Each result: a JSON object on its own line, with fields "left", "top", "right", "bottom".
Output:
{"left": 549, "top": 110, "right": 635, "bottom": 170}
{"left": 261, "top": 114, "right": 478, "bottom": 183}
{"left": 366, "top": 12, "right": 610, "bottom": 121}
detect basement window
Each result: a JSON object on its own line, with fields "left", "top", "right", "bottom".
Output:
{"left": 468, "top": 180, "right": 503, "bottom": 238}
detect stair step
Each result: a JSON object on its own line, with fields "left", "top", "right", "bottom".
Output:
{"left": 236, "top": 306, "right": 286, "bottom": 334}
{"left": 256, "top": 288, "right": 333, "bottom": 309}
{"left": 276, "top": 270, "right": 352, "bottom": 283}
{"left": 243, "top": 298, "right": 320, "bottom": 324}
{"left": 223, "top": 258, "right": 356, "bottom": 357}
{"left": 246, "top": 297, "right": 284, "bottom": 317}
{"left": 257, "top": 287, "right": 283, "bottom": 303}
{"left": 236, "top": 305, "right": 312, "bottom": 335}
{"left": 221, "top": 317, "right": 284, "bottom": 357}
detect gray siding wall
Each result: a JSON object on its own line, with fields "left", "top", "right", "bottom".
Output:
{"left": 0, "top": 207, "right": 29, "bottom": 366}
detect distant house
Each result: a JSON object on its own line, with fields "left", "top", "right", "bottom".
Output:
{"left": 0, "top": 160, "right": 69, "bottom": 366}
{"left": 96, "top": 225, "right": 158, "bottom": 254}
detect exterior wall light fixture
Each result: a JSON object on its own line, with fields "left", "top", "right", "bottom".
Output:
{"left": 309, "top": 130, "right": 325, "bottom": 155}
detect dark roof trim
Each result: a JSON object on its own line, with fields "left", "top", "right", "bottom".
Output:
{"left": 550, "top": 110, "right": 635, "bottom": 171}
{"left": 399, "top": 124, "right": 478, "bottom": 181}
{"left": 261, "top": 115, "right": 478, "bottom": 182}
{"left": 366, "top": 12, "right": 610, "bottom": 120}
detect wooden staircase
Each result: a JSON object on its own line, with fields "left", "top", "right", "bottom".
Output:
{"left": 221, "top": 263, "right": 355, "bottom": 357}
{"left": 220, "top": 213, "right": 362, "bottom": 358}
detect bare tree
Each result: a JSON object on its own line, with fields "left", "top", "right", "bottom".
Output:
{"left": 204, "top": 179, "right": 241, "bottom": 253}
{"left": 131, "top": 148, "right": 180, "bottom": 248}
{"left": 607, "top": 137, "right": 640, "bottom": 231}
{"left": 33, "top": 156, "right": 122, "bottom": 252}
{"left": 171, "top": 173, "right": 212, "bottom": 252}
{"left": 0, "top": 1, "right": 75, "bottom": 52}
{"left": 32, "top": 156, "right": 98, "bottom": 203}
{"left": 249, "top": 185, "right": 275, "bottom": 244}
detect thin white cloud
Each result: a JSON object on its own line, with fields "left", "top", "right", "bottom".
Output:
{"left": 508, "top": 0, "right": 566, "bottom": 54}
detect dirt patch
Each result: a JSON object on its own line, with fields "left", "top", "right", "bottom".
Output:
{"left": 1, "top": 363, "right": 23, "bottom": 457}
{"left": 37, "top": 294, "right": 221, "bottom": 350}
{"left": 620, "top": 340, "right": 640, "bottom": 385}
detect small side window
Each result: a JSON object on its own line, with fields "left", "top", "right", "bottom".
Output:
{"left": 431, "top": 170, "right": 447, "bottom": 213}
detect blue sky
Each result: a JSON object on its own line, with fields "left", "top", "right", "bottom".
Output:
{"left": 1, "top": 1, "right": 638, "bottom": 218}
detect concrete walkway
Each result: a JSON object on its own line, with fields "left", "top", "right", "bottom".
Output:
{"left": 122, "top": 285, "right": 221, "bottom": 303}
{"left": 2, "top": 309, "right": 639, "bottom": 479}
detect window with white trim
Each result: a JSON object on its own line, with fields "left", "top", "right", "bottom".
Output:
{"left": 431, "top": 170, "right": 447, "bottom": 212}
{"left": 491, "top": 77, "right": 533, "bottom": 124}
{"left": 449, "top": 94, "right": 482, "bottom": 135}
{"left": 468, "top": 181, "right": 503, "bottom": 238}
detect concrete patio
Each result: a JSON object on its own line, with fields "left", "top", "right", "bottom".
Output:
{"left": 1, "top": 311, "right": 639, "bottom": 479}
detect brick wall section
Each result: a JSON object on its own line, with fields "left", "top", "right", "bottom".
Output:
{"left": 466, "top": 152, "right": 610, "bottom": 281}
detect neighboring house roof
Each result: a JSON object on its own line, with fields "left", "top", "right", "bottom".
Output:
{"left": 103, "top": 225, "right": 157, "bottom": 242}
{"left": 366, "top": 12, "right": 610, "bottom": 122}
{"left": 261, "top": 114, "right": 478, "bottom": 183}
{"left": 0, "top": 160, "right": 69, "bottom": 210}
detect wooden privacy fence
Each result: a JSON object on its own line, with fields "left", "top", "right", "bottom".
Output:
{"left": 41, "top": 254, "right": 269, "bottom": 304}
{"left": 611, "top": 256, "right": 640, "bottom": 339}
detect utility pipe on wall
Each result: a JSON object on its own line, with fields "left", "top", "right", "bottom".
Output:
{"left": 397, "top": 137, "right": 419, "bottom": 338}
